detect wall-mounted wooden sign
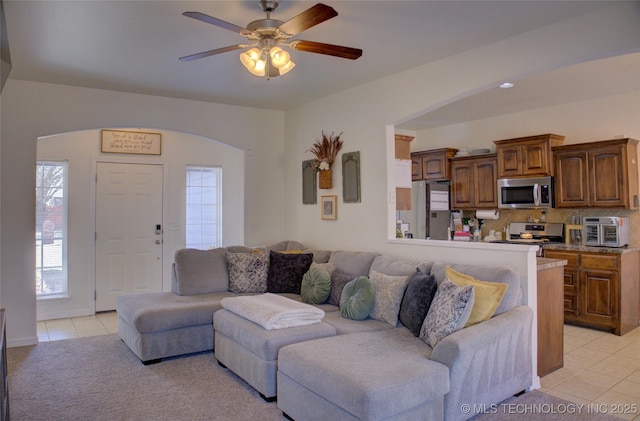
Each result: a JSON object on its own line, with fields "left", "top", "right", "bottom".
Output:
{"left": 101, "top": 129, "right": 162, "bottom": 155}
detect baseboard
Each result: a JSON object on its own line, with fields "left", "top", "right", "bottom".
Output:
{"left": 529, "top": 375, "right": 541, "bottom": 391}
{"left": 8, "top": 335, "right": 38, "bottom": 348}
{"left": 37, "top": 307, "right": 94, "bottom": 321}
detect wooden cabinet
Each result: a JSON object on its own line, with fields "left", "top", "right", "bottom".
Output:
{"left": 544, "top": 248, "right": 640, "bottom": 335}
{"left": 411, "top": 148, "right": 457, "bottom": 181}
{"left": 536, "top": 262, "right": 565, "bottom": 377}
{"left": 494, "top": 134, "right": 565, "bottom": 178}
{"left": 395, "top": 134, "right": 414, "bottom": 211}
{"left": 450, "top": 154, "right": 497, "bottom": 209}
{"left": 553, "top": 138, "right": 639, "bottom": 209}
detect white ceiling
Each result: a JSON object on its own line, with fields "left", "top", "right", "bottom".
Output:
{"left": 4, "top": 0, "right": 638, "bottom": 125}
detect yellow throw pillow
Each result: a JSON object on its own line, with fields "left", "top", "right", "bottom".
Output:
{"left": 279, "top": 250, "right": 303, "bottom": 254}
{"left": 445, "top": 266, "right": 508, "bottom": 327}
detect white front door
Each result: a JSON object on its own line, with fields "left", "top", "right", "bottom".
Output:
{"left": 95, "top": 162, "right": 163, "bottom": 311}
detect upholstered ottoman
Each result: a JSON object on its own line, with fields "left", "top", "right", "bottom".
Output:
{"left": 213, "top": 308, "right": 337, "bottom": 401}
{"left": 277, "top": 328, "right": 450, "bottom": 421}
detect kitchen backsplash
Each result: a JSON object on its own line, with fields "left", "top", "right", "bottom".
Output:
{"left": 477, "top": 208, "right": 640, "bottom": 247}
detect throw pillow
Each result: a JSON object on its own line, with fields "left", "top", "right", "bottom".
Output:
{"left": 226, "top": 249, "right": 270, "bottom": 293}
{"left": 398, "top": 268, "right": 438, "bottom": 337}
{"left": 300, "top": 267, "right": 332, "bottom": 304}
{"left": 340, "top": 276, "right": 375, "bottom": 320}
{"left": 368, "top": 270, "right": 409, "bottom": 326}
{"left": 266, "top": 251, "right": 313, "bottom": 294}
{"left": 445, "top": 266, "right": 508, "bottom": 327}
{"left": 327, "top": 269, "right": 357, "bottom": 307}
{"left": 311, "top": 261, "right": 336, "bottom": 276}
{"left": 419, "top": 279, "right": 474, "bottom": 348}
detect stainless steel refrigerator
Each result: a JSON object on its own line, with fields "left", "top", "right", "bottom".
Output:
{"left": 400, "top": 181, "right": 451, "bottom": 240}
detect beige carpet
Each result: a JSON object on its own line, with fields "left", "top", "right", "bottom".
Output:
{"left": 8, "top": 334, "right": 285, "bottom": 421}
{"left": 8, "top": 334, "right": 623, "bottom": 421}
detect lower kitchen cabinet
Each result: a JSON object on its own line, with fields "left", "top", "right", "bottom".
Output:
{"left": 544, "top": 248, "right": 640, "bottom": 335}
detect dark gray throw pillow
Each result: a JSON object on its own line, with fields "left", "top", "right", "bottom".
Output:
{"left": 266, "top": 251, "right": 313, "bottom": 294}
{"left": 399, "top": 268, "right": 438, "bottom": 337}
{"left": 327, "top": 269, "right": 357, "bottom": 307}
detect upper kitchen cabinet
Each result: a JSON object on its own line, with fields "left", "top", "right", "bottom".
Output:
{"left": 553, "top": 138, "right": 639, "bottom": 209}
{"left": 450, "top": 154, "right": 498, "bottom": 209}
{"left": 411, "top": 148, "right": 457, "bottom": 181}
{"left": 494, "top": 134, "right": 565, "bottom": 178}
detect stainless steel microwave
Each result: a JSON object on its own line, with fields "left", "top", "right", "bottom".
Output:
{"left": 497, "top": 176, "right": 554, "bottom": 209}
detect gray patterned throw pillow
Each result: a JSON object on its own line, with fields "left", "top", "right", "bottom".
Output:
{"left": 368, "top": 270, "right": 409, "bottom": 326}
{"left": 226, "top": 249, "right": 269, "bottom": 293}
{"left": 419, "top": 279, "right": 474, "bottom": 347}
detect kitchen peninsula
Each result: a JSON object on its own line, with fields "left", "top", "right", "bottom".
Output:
{"left": 536, "top": 257, "right": 567, "bottom": 376}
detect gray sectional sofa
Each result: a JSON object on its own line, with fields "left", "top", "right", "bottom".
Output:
{"left": 116, "top": 241, "right": 533, "bottom": 421}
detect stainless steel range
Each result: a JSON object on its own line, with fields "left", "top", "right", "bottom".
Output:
{"left": 493, "top": 222, "right": 565, "bottom": 255}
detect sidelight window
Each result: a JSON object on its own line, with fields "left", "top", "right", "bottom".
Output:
{"left": 35, "top": 161, "right": 68, "bottom": 297}
{"left": 186, "top": 166, "right": 222, "bottom": 250}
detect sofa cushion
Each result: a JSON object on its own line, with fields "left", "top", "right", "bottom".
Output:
{"left": 226, "top": 245, "right": 258, "bottom": 253}
{"left": 369, "top": 255, "right": 433, "bottom": 277}
{"left": 277, "top": 328, "right": 448, "bottom": 421}
{"left": 303, "top": 249, "right": 333, "bottom": 263}
{"left": 399, "top": 269, "right": 438, "bottom": 337}
{"left": 172, "top": 248, "right": 229, "bottom": 296}
{"left": 340, "top": 276, "right": 375, "bottom": 320}
{"left": 266, "top": 251, "right": 313, "bottom": 294}
{"left": 300, "top": 267, "right": 332, "bottom": 304}
{"left": 430, "top": 263, "right": 521, "bottom": 315}
{"left": 420, "top": 279, "right": 474, "bottom": 347}
{"left": 321, "top": 311, "right": 394, "bottom": 335}
{"left": 446, "top": 266, "right": 508, "bottom": 327}
{"left": 116, "top": 291, "right": 235, "bottom": 333}
{"left": 266, "top": 240, "right": 306, "bottom": 252}
{"left": 227, "top": 249, "right": 269, "bottom": 293}
{"left": 368, "top": 270, "right": 409, "bottom": 326}
{"left": 326, "top": 269, "right": 357, "bottom": 307}
{"left": 328, "top": 250, "right": 381, "bottom": 276}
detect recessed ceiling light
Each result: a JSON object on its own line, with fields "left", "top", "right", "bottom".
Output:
{"left": 499, "top": 82, "right": 514, "bottom": 89}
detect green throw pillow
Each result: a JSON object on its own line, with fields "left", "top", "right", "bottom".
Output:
{"left": 340, "top": 276, "right": 375, "bottom": 320}
{"left": 301, "top": 267, "right": 332, "bottom": 304}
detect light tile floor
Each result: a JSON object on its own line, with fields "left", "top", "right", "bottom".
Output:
{"left": 541, "top": 324, "right": 640, "bottom": 420}
{"left": 37, "top": 311, "right": 119, "bottom": 342}
{"left": 38, "top": 315, "right": 640, "bottom": 420}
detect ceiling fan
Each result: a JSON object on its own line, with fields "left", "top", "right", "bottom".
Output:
{"left": 179, "top": 1, "right": 363, "bottom": 78}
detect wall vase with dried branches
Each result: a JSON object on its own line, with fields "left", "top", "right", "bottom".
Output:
{"left": 307, "top": 131, "right": 344, "bottom": 189}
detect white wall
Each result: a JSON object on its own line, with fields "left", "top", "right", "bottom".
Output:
{"left": 413, "top": 90, "right": 640, "bottom": 150}
{"left": 1, "top": 80, "right": 285, "bottom": 345}
{"left": 36, "top": 128, "right": 245, "bottom": 320}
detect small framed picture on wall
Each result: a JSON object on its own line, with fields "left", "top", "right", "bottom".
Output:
{"left": 321, "top": 195, "right": 337, "bottom": 220}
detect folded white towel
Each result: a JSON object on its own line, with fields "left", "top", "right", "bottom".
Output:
{"left": 221, "top": 293, "right": 325, "bottom": 330}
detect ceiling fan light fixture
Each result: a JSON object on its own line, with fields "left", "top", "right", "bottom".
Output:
{"left": 278, "top": 59, "right": 295, "bottom": 75}
{"left": 182, "top": 3, "right": 361, "bottom": 78}
{"left": 240, "top": 48, "right": 266, "bottom": 76}
{"left": 269, "top": 46, "right": 291, "bottom": 68}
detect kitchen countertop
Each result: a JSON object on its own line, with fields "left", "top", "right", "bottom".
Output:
{"left": 537, "top": 257, "right": 568, "bottom": 270}
{"left": 542, "top": 243, "right": 640, "bottom": 254}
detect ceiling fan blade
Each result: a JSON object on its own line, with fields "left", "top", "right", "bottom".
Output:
{"left": 289, "top": 40, "right": 362, "bottom": 60}
{"left": 278, "top": 3, "right": 338, "bottom": 36}
{"left": 183, "top": 11, "right": 253, "bottom": 36}
{"left": 179, "top": 44, "right": 246, "bottom": 62}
